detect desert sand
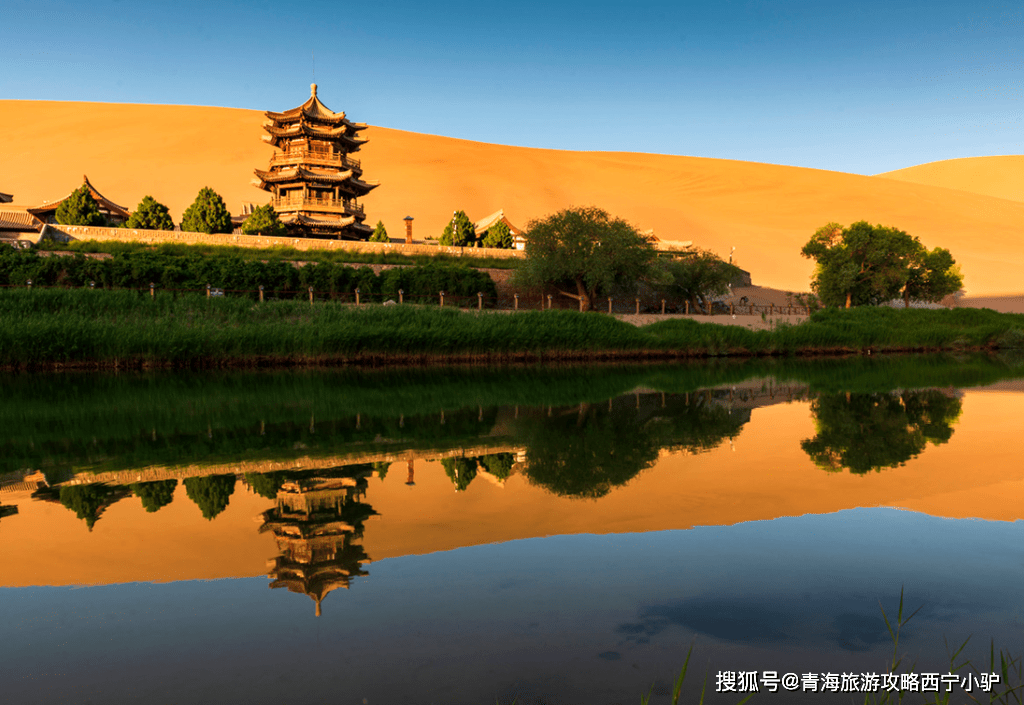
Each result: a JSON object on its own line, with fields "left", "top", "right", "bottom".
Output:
{"left": 2, "top": 99, "right": 1024, "bottom": 297}
{"left": 878, "top": 155, "right": 1024, "bottom": 204}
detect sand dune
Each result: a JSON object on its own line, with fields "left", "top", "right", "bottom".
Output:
{"left": 877, "top": 155, "right": 1024, "bottom": 204}
{"left": 3, "top": 99, "right": 1024, "bottom": 296}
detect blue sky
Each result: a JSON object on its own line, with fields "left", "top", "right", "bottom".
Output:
{"left": 3, "top": 0, "right": 1024, "bottom": 174}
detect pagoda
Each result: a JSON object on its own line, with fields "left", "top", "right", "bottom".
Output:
{"left": 253, "top": 85, "right": 379, "bottom": 239}
{"left": 258, "top": 466, "right": 377, "bottom": 615}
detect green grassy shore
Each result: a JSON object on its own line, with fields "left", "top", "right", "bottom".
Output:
{"left": 1, "top": 289, "right": 1022, "bottom": 368}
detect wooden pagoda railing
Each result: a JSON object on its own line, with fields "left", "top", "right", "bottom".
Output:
{"left": 272, "top": 196, "right": 364, "bottom": 216}
{"left": 270, "top": 150, "right": 361, "bottom": 170}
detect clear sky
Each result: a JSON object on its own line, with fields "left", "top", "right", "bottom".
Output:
{"left": 4, "top": 0, "right": 1024, "bottom": 174}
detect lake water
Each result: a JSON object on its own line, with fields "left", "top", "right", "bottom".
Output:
{"left": 0, "top": 357, "right": 1022, "bottom": 704}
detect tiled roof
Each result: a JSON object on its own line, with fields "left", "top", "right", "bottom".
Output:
{"left": 0, "top": 208, "right": 42, "bottom": 232}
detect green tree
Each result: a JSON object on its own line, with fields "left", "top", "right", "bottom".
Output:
{"left": 59, "top": 484, "right": 128, "bottom": 530}
{"left": 438, "top": 210, "right": 476, "bottom": 247}
{"left": 657, "top": 248, "right": 741, "bottom": 314}
{"left": 55, "top": 185, "right": 106, "bottom": 226}
{"left": 240, "top": 203, "right": 286, "bottom": 237}
{"left": 181, "top": 187, "right": 233, "bottom": 234}
{"left": 441, "top": 457, "right": 478, "bottom": 492}
{"left": 515, "top": 206, "right": 656, "bottom": 311}
{"left": 481, "top": 220, "right": 513, "bottom": 249}
{"left": 801, "top": 221, "right": 948, "bottom": 308}
{"left": 801, "top": 390, "right": 962, "bottom": 474}
{"left": 479, "top": 452, "right": 515, "bottom": 480}
{"left": 130, "top": 480, "right": 177, "bottom": 512}
{"left": 902, "top": 245, "right": 963, "bottom": 308}
{"left": 243, "top": 472, "right": 287, "bottom": 499}
{"left": 369, "top": 220, "right": 390, "bottom": 243}
{"left": 125, "top": 196, "right": 174, "bottom": 231}
{"left": 183, "top": 474, "right": 236, "bottom": 520}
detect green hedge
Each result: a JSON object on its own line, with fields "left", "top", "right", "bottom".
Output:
{"left": 0, "top": 246, "right": 496, "bottom": 303}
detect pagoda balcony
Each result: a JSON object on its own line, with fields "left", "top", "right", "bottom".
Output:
{"left": 272, "top": 195, "right": 364, "bottom": 216}
{"left": 270, "top": 149, "right": 361, "bottom": 170}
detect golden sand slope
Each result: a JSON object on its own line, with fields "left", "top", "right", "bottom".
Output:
{"left": 877, "top": 155, "right": 1024, "bottom": 204}
{"left": 3, "top": 99, "right": 1024, "bottom": 295}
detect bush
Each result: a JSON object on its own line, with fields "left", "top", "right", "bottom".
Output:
{"left": 438, "top": 210, "right": 476, "bottom": 247}
{"left": 482, "top": 221, "right": 513, "bottom": 249}
{"left": 126, "top": 196, "right": 174, "bottom": 230}
{"left": 379, "top": 263, "right": 497, "bottom": 305}
{"left": 55, "top": 185, "right": 106, "bottom": 226}
{"left": 181, "top": 187, "right": 233, "bottom": 234}
{"left": 369, "top": 220, "right": 389, "bottom": 243}
{"left": 241, "top": 204, "right": 286, "bottom": 237}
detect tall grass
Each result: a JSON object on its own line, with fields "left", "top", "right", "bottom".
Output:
{"left": 1, "top": 289, "right": 1022, "bottom": 367}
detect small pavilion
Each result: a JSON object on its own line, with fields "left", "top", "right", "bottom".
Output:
{"left": 28, "top": 175, "right": 129, "bottom": 226}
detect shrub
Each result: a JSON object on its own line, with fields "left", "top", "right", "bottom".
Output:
{"left": 181, "top": 187, "right": 233, "bottom": 234}
{"left": 55, "top": 185, "right": 106, "bottom": 226}
{"left": 369, "top": 220, "right": 389, "bottom": 243}
{"left": 241, "top": 204, "right": 286, "bottom": 237}
{"left": 126, "top": 196, "right": 174, "bottom": 231}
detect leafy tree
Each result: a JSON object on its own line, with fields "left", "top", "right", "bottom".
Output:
{"left": 515, "top": 206, "right": 656, "bottom": 311}
{"left": 656, "top": 248, "right": 741, "bottom": 314}
{"left": 373, "top": 461, "right": 390, "bottom": 481}
{"left": 441, "top": 456, "right": 478, "bottom": 491}
{"left": 244, "top": 472, "right": 287, "bottom": 499}
{"left": 801, "top": 390, "right": 962, "bottom": 473}
{"left": 131, "top": 480, "right": 177, "bottom": 512}
{"left": 126, "top": 196, "right": 174, "bottom": 231}
{"left": 479, "top": 452, "right": 515, "bottom": 480}
{"left": 481, "top": 220, "right": 513, "bottom": 249}
{"left": 438, "top": 210, "right": 476, "bottom": 247}
{"left": 901, "top": 245, "right": 963, "bottom": 308}
{"left": 59, "top": 484, "right": 128, "bottom": 530}
{"left": 181, "top": 187, "right": 233, "bottom": 234}
{"left": 801, "top": 221, "right": 959, "bottom": 308}
{"left": 183, "top": 474, "right": 236, "bottom": 520}
{"left": 55, "top": 185, "right": 106, "bottom": 226}
{"left": 369, "top": 220, "right": 390, "bottom": 243}
{"left": 240, "top": 203, "right": 286, "bottom": 237}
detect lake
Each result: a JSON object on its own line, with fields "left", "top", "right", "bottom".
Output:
{"left": 1, "top": 356, "right": 1022, "bottom": 704}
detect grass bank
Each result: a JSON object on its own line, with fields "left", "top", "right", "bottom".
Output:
{"left": 1, "top": 289, "right": 1022, "bottom": 368}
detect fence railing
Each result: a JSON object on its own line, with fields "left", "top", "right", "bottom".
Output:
{"left": 270, "top": 196, "right": 364, "bottom": 216}
{"left": 1, "top": 281, "right": 815, "bottom": 316}
{"left": 269, "top": 150, "right": 361, "bottom": 170}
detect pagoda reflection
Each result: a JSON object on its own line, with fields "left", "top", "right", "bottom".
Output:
{"left": 257, "top": 464, "right": 377, "bottom": 616}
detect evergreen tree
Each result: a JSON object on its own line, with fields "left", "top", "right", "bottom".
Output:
{"left": 438, "top": 210, "right": 476, "bottom": 247}
{"left": 131, "top": 480, "right": 177, "bottom": 512}
{"left": 481, "top": 220, "right": 513, "bottom": 249}
{"left": 369, "top": 220, "right": 390, "bottom": 243}
{"left": 181, "top": 187, "right": 233, "bottom": 234}
{"left": 183, "top": 474, "right": 236, "bottom": 520}
{"left": 55, "top": 185, "right": 105, "bottom": 226}
{"left": 240, "top": 203, "right": 287, "bottom": 237}
{"left": 126, "top": 196, "right": 174, "bottom": 231}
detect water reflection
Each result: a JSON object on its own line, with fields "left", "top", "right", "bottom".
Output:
{"left": 258, "top": 464, "right": 376, "bottom": 615}
{"left": 801, "top": 390, "right": 963, "bottom": 473}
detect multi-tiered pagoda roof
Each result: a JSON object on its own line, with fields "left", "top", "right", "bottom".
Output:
{"left": 258, "top": 468, "right": 376, "bottom": 616}
{"left": 253, "top": 85, "right": 379, "bottom": 239}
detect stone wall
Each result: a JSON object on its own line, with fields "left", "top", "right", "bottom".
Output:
{"left": 42, "top": 224, "right": 525, "bottom": 260}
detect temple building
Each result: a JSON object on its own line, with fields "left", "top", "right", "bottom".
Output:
{"left": 253, "top": 85, "right": 379, "bottom": 239}
{"left": 258, "top": 465, "right": 377, "bottom": 615}
{"left": 28, "top": 175, "right": 129, "bottom": 226}
{"left": 473, "top": 209, "right": 526, "bottom": 250}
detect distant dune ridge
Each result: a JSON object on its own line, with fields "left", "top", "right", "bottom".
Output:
{"left": 2, "top": 99, "right": 1024, "bottom": 297}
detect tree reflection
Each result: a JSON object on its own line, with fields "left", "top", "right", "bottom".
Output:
{"left": 801, "top": 390, "right": 962, "bottom": 474}
{"left": 183, "top": 474, "right": 236, "bottom": 520}
{"left": 131, "top": 480, "right": 177, "bottom": 513}
{"left": 56, "top": 484, "right": 130, "bottom": 530}
{"left": 520, "top": 393, "right": 748, "bottom": 499}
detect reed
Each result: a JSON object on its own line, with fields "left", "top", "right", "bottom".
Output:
{"left": 0, "top": 289, "right": 1022, "bottom": 367}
